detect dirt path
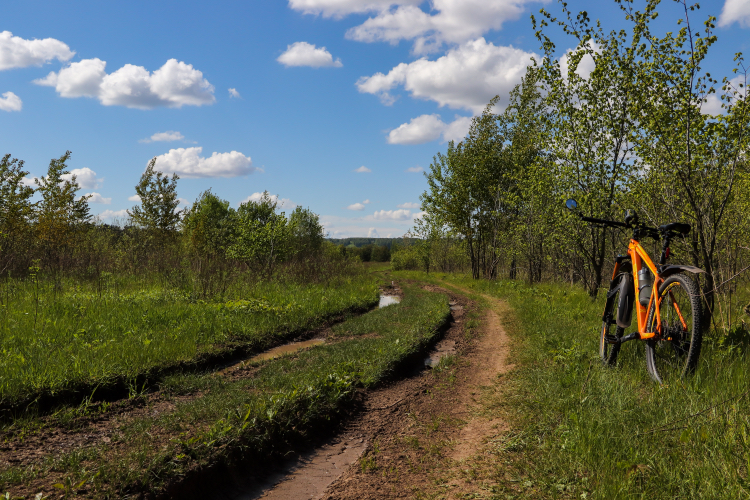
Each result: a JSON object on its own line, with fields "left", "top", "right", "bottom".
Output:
{"left": 248, "top": 283, "right": 515, "bottom": 500}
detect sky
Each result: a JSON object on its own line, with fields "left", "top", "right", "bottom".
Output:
{"left": 2, "top": 0, "right": 749, "bottom": 238}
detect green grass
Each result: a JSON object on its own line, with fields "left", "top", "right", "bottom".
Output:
{"left": 0, "top": 274, "right": 378, "bottom": 407}
{"left": 0, "top": 283, "right": 450, "bottom": 498}
{"left": 412, "top": 272, "right": 750, "bottom": 499}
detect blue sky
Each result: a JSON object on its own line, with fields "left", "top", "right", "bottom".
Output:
{"left": 2, "top": 0, "right": 749, "bottom": 237}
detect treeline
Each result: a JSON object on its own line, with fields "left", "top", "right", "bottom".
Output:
{"left": 394, "top": 0, "right": 749, "bottom": 328}
{"left": 0, "top": 154, "right": 346, "bottom": 297}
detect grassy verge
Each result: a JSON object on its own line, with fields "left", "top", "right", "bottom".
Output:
{"left": 404, "top": 271, "right": 750, "bottom": 499}
{"left": 0, "top": 275, "right": 378, "bottom": 410}
{"left": 0, "top": 283, "right": 450, "bottom": 498}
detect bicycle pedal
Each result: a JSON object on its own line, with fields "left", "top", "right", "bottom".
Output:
{"left": 604, "top": 334, "right": 620, "bottom": 345}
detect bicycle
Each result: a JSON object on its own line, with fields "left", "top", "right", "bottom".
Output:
{"left": 565, "top": 199, "right": 706, "bottom": 384}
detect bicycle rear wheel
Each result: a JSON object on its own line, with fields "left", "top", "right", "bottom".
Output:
{"left": 600, "top": 274, "right": 630, "bottom": 365}
{"left": 645, "top": 273, "right": 703, "bottom": 384}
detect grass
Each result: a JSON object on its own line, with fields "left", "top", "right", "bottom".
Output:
{"left": 0, "top": 282, "right": 450, "bottom": 498}
{"left": 407, "top": 271, "right": 750, "bottom": 499}
{"left": 0, "top": 273, "right": 379, "bottom": 408}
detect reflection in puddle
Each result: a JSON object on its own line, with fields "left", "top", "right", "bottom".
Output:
{"left": 379, "top": 295, "right": 401, "bottom": 308}
{"left": 249, "top": 339, "right": 325, "bottom": 363}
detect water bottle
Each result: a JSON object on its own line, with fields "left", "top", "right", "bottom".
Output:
{"left": 638, "top": 268, "right": 652, "bottom": 307}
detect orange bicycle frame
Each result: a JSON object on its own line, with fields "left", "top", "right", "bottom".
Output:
{"left": 609, "top": 239, "right": 673, "bottom": 340}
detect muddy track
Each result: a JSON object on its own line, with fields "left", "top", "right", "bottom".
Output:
{"left": 0, "top": 286, "right": 402, "bottom": 498}
{"left": 203, "top": 282, "right": 514, "bottom": 500}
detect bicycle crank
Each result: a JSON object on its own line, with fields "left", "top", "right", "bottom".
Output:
{"left": 604, "top": 332, "right": 641, "bottom": 345}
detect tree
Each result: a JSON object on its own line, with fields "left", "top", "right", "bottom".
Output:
{"left": 34, "top": 151, "right": 91, "bottom": 273}
{"left": 422, "top": 98, "right": 507, "bottom": 279}
{"left": 182, "top": 189, "right": 234, "bottom": 297}
{"left": 288, "top": 206, "right": 324, "bottom": 259}
{"left": 624, "top": 0, "right": 750, "bottom": 315}
{"left": 127, "top": 158, "right": 182, "bottom": 232}
{"left": 228, "top": 191, "right": 289, "bottom": 278}
{"left": 0, "top": 154, "right": 35, "bottom": 275}
{"left": 533, "top": 3, "right": 642, "bottom": 296}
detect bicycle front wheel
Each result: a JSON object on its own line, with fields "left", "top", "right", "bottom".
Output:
{"left": 645, "top": 273, "right": 703, "bottom": 384}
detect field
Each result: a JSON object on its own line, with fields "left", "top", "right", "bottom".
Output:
{"left": 415, "top": 272, "right": 750, "bottom": 499}
{"left": 0, "top": 272, "right": 451, "bottom": 498}
{"left": 0, "top": 274, "right": 379, "bottom": 409}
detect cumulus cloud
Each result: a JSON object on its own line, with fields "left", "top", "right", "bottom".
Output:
{"left": 347, "top": 199, "right": 371, "bottom": 211}
{"left": 228, "top": 88, "right": 241, "bottom": 98}
{"left": 97, "top": 209, "right": 129, "bottom": 221}
{"left": 62, "top": 168, "right": 103, "bottom": 189}
{"left": 128, "top": 194, "right": 141, "bottom": 202}
{"left": 153, "top": 147, "right": 255, "bottom": 178}
{"left": 34, "top": 58, "right": 215, "bottom": 109}
{"left": 288, "top": 0, "right": 422, "bottom": 18}
{"left": 0, "top": 31, "right": 74, "bottom": 70}
{"left": 277, "top": 42, "right": 343, "bottom": 68}
{"left": 719, "top": 0, "right": 750, "bottom": 27}
{"left": 0, "top": 91, "right": 22, "bottom": 112}
{"left": 397, "top": 202, "right": 420, "bottom": 209}
{"left": 85, "top": 192, "right": 112, "bottom": 204}
{"left": 239, "top": 192, "right": 297, "bottom": 209}
{"left": 405, "top": 166, "right": 423, "bottom": 173}
{"left": 368, "top": 227, "right": 381, "bottom": 237}
{"left": 357, "top": 38, "right": 538, "bottom": 113}
{"left": 139, "top": 131, "right": 185, "bottom": 143}
{"left": 346, "top": 0, "right": 538, "bottom": 54}
{"left": 354, "top": 165, "right": 372, "bottom": 173}
{"left": 386, "top": 113, "right": 471, "bottom": 144}
{"left": 373, "top": 209, "right": 411, "bottom": 220}
{"left": 701, "top": 76, "right": 747, "bottom": 115}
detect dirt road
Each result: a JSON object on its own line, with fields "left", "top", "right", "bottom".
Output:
{"left": 250, "top": 283, "right": 515, "bottom": 500}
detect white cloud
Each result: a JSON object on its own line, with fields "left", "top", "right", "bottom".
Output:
{"left": 277, "top": 42, "right": 343, "bottom": 68}
{"left": 357, "top": 38, "right": 538, "bottom": 113}
{"left": 0, "top": 31, "right": 74, "bottom": 71}
{"left": 62, "top": 168, "right": 103, "bottom": 189}
{"left": 719, "top": 0, "right": 750, "bottom": 27}
{"left": 97, "top": 209, "right": 129, "bottom": 221}
{"left": 373, "top": 209, "right": 411, "bottom": 220}
{"left": 405, "top": 166, "right": 423, "bottom": 173}
{"left": 347, "top": 199, "right": 370, "bottom": 211}
{"left": 559, "top": 41, "right": 598, "bottom": 81}
{"left": 288, "top": 0, "right": 422, "bottom": 18}
{"left": 20, "top": 177, "right": 35, "bottom": 188}
{"left": 85, "top": 192, "right": 112, "bottom": 204}
{"left": 397, "top": 202, "right": 420, "bottom": 209}
{"left": 228, "top": 88, "right": 241, "bottom": 98}
{"left": 387, "top": 114, "right": 444, "bottom": 144}
{"left": 386, "top": 113, "right": 471, "bottom": 144}
{"left": 368, "top": 227, "right": 380, "bottom": 237}
{"left": 354, "top": 165, "right": 372, "bottom": 172}
{"left": 139, "top": 130, "right": 185, "bottom": 143}
{"left": 128, "top": 194, "right": 141, "bottom": 202}
{"left": 239, "top": 192, "right": 297, "bottom": 209}
{"left": 153, "top": 147, "right": 255, "bottom": 178}
{"left": 34, "top": 58, "right": 215, "bottom": 109}
{"left": 0, "top": 91, "right": 22, "bottom": 112}
{"left": 442, "top": 115, "right": 473, "bottom": 142}
{"left": 346, "top": 0, "right": 538, "bottom": 54}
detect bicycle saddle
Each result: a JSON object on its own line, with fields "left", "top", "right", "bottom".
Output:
{"left": 658, "top": 222, "right": 691, "bottom": 235}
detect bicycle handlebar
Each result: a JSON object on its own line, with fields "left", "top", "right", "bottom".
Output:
{"left": 579, "top": 215, "right": 661, "bottom": 239}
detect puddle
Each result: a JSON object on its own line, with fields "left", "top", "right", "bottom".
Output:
{"left": 424, "top": 339, "right": 457, "bottom": 368}
{"left": 379, "top": 295, "right": 401, "bottom": 308}
{"left": 214, "top": 434, "right": 368, "bottom": 499}
{"left": 249, "top": 339, "right": 326, "bottom": 363}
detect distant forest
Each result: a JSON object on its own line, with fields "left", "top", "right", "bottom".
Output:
{"left": 326, "top": 238, "right": 415, "bottom": 249}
